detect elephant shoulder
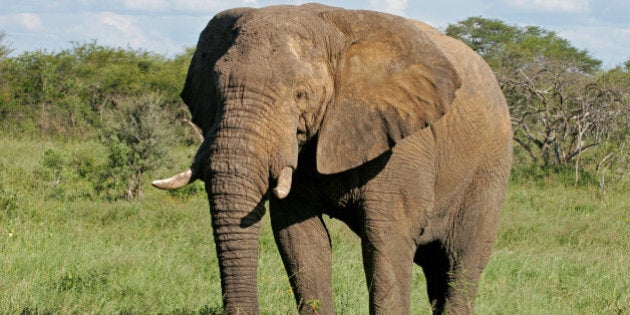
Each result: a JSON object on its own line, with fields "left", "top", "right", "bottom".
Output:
{"left": 408, "top": 20, "right": 490, "bottom": 80}
{"left": 408, "top": 20, "right": 507, "bottom": 112}
{"left": 408, "top": 20, "right": 511, "bottom": 139}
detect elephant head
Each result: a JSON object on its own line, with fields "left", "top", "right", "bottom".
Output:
{"left": 153, "top": 4, "right": 460, "bottom": 313}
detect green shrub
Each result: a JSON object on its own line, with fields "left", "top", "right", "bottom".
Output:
{"left": 97, "top": 93, "right": 175, "bottom": 200}
{"left": 31, "top": 146, "right": 104, "bottom": 201}
{"left": 0, "top": 42, "right": 191, "bottom": 138}
{"left": 0, "top": 175, "right": 20, "bottom": 221}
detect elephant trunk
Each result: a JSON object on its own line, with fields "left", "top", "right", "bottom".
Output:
{"left": 207, "top": 104, "right": 296, "bottom": 313}
{"left": 209, "top": 174, "right": 264, "bottom": 314}
{"left": 203, "top": 116, "right": 270, "bottom": 312}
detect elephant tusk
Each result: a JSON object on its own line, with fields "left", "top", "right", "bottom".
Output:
{"left": 273, "top": 167, "right": 293, "bottom": 199}
{"left": 152, "top": 168, "right": 196, "bottom": 190}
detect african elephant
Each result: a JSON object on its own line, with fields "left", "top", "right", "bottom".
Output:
{"left": 153, "top": 4, "right": 512, "bottom": 314}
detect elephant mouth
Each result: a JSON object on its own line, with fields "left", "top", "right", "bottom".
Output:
{"left": 152, "top": 165, "right": 294, "bottom": 200}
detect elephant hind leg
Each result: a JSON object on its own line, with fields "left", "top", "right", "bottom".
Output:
{"left": 414, "top": 238, "right": 486, "bottom": 314}
{"left": 415, "top": 174, "right": 506, "bottom": 314}
{"left": 414, "top": 240, "right": 452, "bottom": 314}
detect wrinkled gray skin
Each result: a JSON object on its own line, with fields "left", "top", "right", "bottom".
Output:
{"left": 153, "top": 4, "right": 512, "bottom": 314}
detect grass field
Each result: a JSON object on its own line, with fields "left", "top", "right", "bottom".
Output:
{"left": 1, "top": 136, "right": 628, "bottom": 314}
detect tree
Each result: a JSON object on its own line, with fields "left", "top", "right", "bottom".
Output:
{"left": 446, "top": 18, "right": 629, "bottom": 178}
{"left": 445, "top": 17, "right": 518, "bottom": 60}
{"left": 98, "top": 93, "right": 174, "bottom": 200}
{"left": 0, "top": 30, "right": 11, "bottom": 59}
{"left": 502, "top": 61, "right": 629, "bottom": 168}
{"left": 0, "top": 30, "right": 13, "bottom": 108}
{"left": 446, "top": 17, "right": 601, "bottom": 74}
{"left": 0, "top": 42, "right": 190, "bottom": 138}
{"left": 593, "top": 63, "right": 630, "bottom": 174}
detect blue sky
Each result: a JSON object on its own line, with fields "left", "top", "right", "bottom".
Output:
{"left": 1, "top": 0, "right": 628, "bottom": 67}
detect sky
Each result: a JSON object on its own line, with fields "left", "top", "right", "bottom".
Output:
{"left": 1, "top": 0, "right": 628, "bottom": 67}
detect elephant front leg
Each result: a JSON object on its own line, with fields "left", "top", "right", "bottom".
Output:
{"left": 270, "top": 198, "right": 333, "bottom": 314}
{"left": 361, "top": 219, "right": 417, "bottom": 315}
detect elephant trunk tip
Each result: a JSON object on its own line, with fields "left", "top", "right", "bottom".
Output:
{"left": 152, "top": 168, "right": 196, "bottom": 190}
{"left": 272, "top": 166, "right": 293, "bottom": 199}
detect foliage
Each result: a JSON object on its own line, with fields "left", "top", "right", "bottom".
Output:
{"left": 0, "top": 42, "right": 191, "bottom": 138}
{"left": 97, "top": 93, "right": 175, "bottom": 200}
{"left": 446, "top": 17, "right": 601, "bottom": 74}
{"left": 0, "top": 165, "right": 20, "bottom": 221}
{"left": 30, "top": 147, "right": 101, "bottom": 201}
{"left": 0, "top": 30, "right": 11, "bottom": 60}
{"left": 0, "top": 30, "right": 13, "bottom": 106}
{"left": 447, "top": 18, "right": 630, "bottom": 178}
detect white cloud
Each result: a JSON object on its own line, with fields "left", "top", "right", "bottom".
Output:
{"left": 17, "top": 13, "right": 42, "bottom": 31}
{"left": 560, "top": 24, "right": 630, "bottom": 67}
{"left": 170, "top": 0, "right": 259, "bottom": 12}
{"left": 98, "top": 12, "right": 148, "bottom": 46}
{"left": 503, "top": 0, "right": 590, "bottom": 13}
{"left": 369, "top": 0, "right": 408, "bottom": 16}
{"left": 115, "top": 0, "right": 261, "bottom": 13}
{"left": 121, "top": 0, "right": 170, "bottom": 11}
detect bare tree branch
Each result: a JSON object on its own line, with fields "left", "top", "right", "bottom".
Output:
{"left": 500, "top": 59, "right": 629, "bottom": 167}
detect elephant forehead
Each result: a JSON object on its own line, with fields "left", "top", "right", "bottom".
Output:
{"left": 287, "top": 35, "right": 327, "bottom": 73}
{"left": 214, "top": 39, "right": 325, "bottom": 88}
{"left": 233, "top": 7, "right": 325, "bottom": 52}
{"left": 287, "top": 34, "right": 309, "bottom": 59}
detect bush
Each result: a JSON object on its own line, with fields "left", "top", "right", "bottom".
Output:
{"left": 32, "top": 147, "right": 101, "bottom": 201}
{"left": 0, "top": 166, "right": 20, "bottom": 221}
{"left": 0, "top": 42, "right": 191, "bottom": 138}
{"left": 97, "top": 93, "right": 175, "bottom": 200}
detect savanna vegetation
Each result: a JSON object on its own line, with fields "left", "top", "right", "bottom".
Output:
{"left": 1, "top": 18, "right": 628, "bottom": 313}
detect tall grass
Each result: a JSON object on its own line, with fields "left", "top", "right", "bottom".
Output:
{"left": 1, "top": 136, "right": 628, "bottom": 313}
{"left": 478, "top": 182, "right": 629, "bottom": 314}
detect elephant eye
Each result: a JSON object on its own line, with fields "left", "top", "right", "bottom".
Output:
{"left": 295, "top": 90, "right": 307, "bottom": 101}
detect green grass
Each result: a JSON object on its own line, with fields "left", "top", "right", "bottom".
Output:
{"left": 477, "top": 183, "right": 629, "bottom": 314}
{"left": 1, "top": 136, "right": 628, "bottom": 314}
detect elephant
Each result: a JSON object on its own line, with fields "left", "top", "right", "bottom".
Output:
{"left": 153, "top": 3, "right": 512, "bottom": 314}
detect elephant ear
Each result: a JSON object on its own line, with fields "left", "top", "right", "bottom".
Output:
{"left": 180, "top": 8, "right": 253, "bottom": 135}
{"left": 316, "top": 14, "right": 461, "bottom": 174}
